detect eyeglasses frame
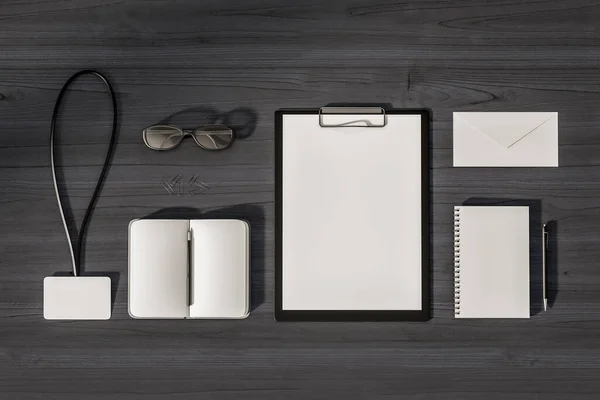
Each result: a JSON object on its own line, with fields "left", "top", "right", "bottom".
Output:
{"left": 143, "top": 124, "right": 236, "bottom": 151}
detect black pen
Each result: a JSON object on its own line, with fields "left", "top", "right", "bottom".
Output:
{"left": 542, "top": 223, "right": 548, "bottom": 311}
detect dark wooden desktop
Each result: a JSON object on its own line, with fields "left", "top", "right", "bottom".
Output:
{"left": 2, "top": 0, "right": 600, "bottom": 398}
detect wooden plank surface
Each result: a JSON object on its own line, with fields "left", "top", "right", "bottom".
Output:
{"left": 2, "top": 0, "right": 600, "bottom": 398}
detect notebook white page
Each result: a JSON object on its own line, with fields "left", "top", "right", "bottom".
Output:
{"left": 128, "top": 219, "right": 189, "bottom": 319}
{"left": 189, "top": 220, "right": 249, "bottom": 319}
{"left": 281, "top": 114, "right": 423, "bottom": 311}
{"left": 454, "top": 206, "right": 530, "bottom": 318}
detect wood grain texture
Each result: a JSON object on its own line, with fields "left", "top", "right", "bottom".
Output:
{"left": 2, "top": 0, "right": 600, "bottom": 398}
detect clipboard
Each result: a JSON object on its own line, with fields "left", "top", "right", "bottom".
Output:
{"left": 275, "top": 107, "right": 430, "bottom": 321}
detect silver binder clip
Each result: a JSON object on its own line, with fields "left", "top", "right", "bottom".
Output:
{"left": 318, "top": 107, "right": 386, "bottom": 128}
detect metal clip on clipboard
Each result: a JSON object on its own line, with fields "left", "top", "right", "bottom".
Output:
{"left": 318, "top": 107, "right": 387, "bottom": 128}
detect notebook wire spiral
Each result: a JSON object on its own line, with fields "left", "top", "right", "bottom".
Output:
{"left": 453, "top": 206, "right": 461, "bottom": 317}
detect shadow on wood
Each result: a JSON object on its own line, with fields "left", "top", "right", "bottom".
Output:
{"left": 157, "top": 106, "right": 258, "bottom": 140}
{"left": 546, "top": 219, "right": 559, "bottom": 307}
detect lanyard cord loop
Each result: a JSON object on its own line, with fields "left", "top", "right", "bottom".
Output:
{"left": 50, "top": 70, "right": 118, "bottom": 276}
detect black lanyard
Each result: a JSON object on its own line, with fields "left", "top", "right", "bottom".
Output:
{"left": 50, "top": 70, "right": 118, "bottom": 276}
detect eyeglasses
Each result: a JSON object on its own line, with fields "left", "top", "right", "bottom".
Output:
{"left": 143, "top": 124, "right": 235, "bottom": 151}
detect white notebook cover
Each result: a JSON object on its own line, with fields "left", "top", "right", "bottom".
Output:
{"left": 454, "top": 206, "right": 530, "bottom": 318}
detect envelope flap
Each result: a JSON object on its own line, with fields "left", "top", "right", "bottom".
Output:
{"left": 457, "top": 112, "right": 554, "bottom": 148}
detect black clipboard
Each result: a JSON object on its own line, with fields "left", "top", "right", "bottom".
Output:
{"left": 275, "top": 107, "right": 430, "bottom": 322}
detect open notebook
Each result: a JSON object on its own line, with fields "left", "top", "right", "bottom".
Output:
{"left": 454, "top": 206, "right": 530, "bottom": 318}
{"left": 128, "top": 219, "right": 249, "bottom": 319}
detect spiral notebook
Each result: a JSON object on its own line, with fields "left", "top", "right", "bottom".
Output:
{"left": 453, "top": 206, "right": 530, "bottom": 318}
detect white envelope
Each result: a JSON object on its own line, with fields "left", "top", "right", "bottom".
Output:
{"left": 453, "top": 112, "right": 558, "bottom": 167}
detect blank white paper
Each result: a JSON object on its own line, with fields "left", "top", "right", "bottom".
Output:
{"left": 281, "top": 114, "right": 423, "bottom": 310}
{"left": 189, "top": 220, "right": 249, "bottom": 319}
{"left": 128, "top": 219, "right": 189, "bottom": 319}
